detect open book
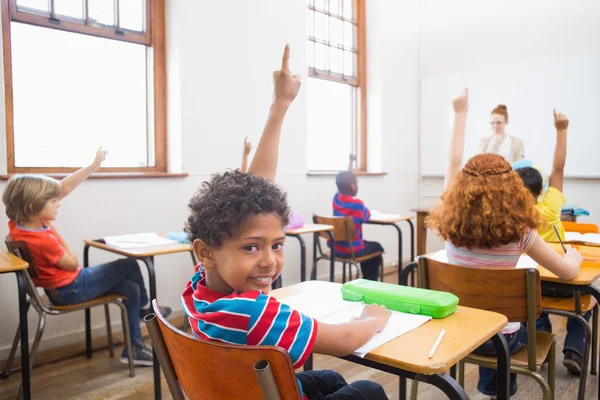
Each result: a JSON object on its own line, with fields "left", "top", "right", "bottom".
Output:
{"left": 280, "top": 293, "right": 431, "bottom": 358}
{"left": 563, "top": 232, "right": 600, "bottom": 246}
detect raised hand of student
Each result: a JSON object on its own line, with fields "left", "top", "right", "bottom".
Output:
{"left": 553, "top": 109, "right": 569, "bottom": 131}
{"left": 452, "top": 88, "right": 469, "bottom": 115}
{"left": 273, "top": 44, "right": 301, "bottom": 107}
{"left": 92, "top": 146, "right": 108, "bottom": 169}
{"left": 244, "top": 137, "right": 252, "bottom": 155}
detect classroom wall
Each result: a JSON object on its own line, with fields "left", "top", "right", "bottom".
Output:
{"left": 0, "top": 0, "right": 422, "bottom": 357}
{"left": 419, "top": 0, "right": 600, "bottom": 245}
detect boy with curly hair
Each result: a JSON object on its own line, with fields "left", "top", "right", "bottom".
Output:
{"left": 181, "top": 45, "right": 390, "bottom": 400}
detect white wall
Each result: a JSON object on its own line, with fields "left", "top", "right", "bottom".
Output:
{"left": 419, "top": 0, "right": 600, "bottom": 240}
{"left": 0, "top": 0, "right": 422, "bottom": 357}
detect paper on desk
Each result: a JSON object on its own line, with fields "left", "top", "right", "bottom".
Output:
{"left": 369, "top": 211, "right": 402, "bottom": 221}
{"left": 103, "top": 233, "right": 177, "bottom": 249}
{"left": 281, "top": 293, "right": 431, "bottom": 357}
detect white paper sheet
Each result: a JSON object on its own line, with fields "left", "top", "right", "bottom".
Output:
{"left": 103, "top": 233, "right": 177, "bottom": 249}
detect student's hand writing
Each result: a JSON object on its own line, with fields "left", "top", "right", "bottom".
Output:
{"left": 553, "top": 109, "right": 569, "bottom": 131}
{"left": 273, "top": 44, "right": 301, "bottom": 107}
{"left": 564, "top": 245, "right": 583, "bottom": 269}
{"left": 354, "top": 304, "right": 392, "bottom": 332}
{"left": 244, "top": 137, "right": 252, "bottom": 155}
{"left": 452, "top": 88, "right": 469, "bottom": 115}
{"left": 92, "top": 146, "right": 108, "bottom": 168}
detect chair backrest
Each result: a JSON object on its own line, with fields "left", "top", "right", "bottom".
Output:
{"left": 562, "top": 221, "right": 600, "bottom": 234}
{"left": 5, "top": 237, "right": 39, "bottom": 278}
{"left": 418, "top": 256, "right": 541, "bottom": 323}
{"left": 313, "top": 214, "right": 356, "bottom": 242}
{"left": 152, "top": 302, "right": 302, "bottom": 400}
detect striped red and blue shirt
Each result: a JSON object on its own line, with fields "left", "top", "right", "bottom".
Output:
{"left": 331, "top": 192, "right": 371, "bottom": 255}
{"left": 182, "top": 265, "right": 317, "bottom": 369}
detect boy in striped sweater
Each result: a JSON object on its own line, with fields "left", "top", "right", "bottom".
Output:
{"left": 181, "top": 45, "right": 389, "bottom": 400}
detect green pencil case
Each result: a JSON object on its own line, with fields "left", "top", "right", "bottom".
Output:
{"left": 340, "top": 279, "right": 459, "bottom": 319}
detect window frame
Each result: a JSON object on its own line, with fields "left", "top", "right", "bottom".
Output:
{"left": 307, "top": 0, "right": 367, "bottom": 172}
{"left": 0, "top": 0, "right": 168, "bottom": 175}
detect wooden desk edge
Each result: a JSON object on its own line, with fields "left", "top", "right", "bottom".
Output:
{"left": 83, "top": 239, "right": 192, "bottom": 258}
{"left": 0, "top": 250, "right": 28, "bottom": 273}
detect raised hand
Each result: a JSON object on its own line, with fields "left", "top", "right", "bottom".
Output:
{"left": 92, "top": 146, "right": 108, "bottom": 168}
{"left": 273, "top": 44, "right": 301, "bottom": 107}
{"left": 244, "top": 137, "right": 252, "bottom": 155}
{"left": 554, "top": 109, "right": 569, "bottom": 131}
{"left": 452, "top": 88, "right": 469, "bottom": 115}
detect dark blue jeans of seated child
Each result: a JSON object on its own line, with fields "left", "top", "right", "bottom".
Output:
{"left": 537, "top": 311, "right": 591, "bottom": 359}
{"left": 297, "top": 370, "right": 388, "bottom": 400}
{"left": 474, "top": 324, "right": 529, "bottom": 396}
{"left": 335, "top": 241, "right": 384, "bottom": 281}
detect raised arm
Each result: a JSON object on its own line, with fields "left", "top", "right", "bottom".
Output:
{"left": 59, "top": 147, "right": 107, "bottom": 200}
{"left": 445, "top": 88, "right": 469, "bottom": 189}
{"left": 347, "top": 154, "right": 356, "bottom": 171}
{"left": 247, "top": 44, "right": 301, "bottom": 182}
{"left": 241, "top": 137, "right": 252, "bottom": 172}
{"left": 549, "top": 109, "right": 569, "bottom": 192}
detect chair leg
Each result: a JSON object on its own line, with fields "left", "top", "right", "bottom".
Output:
{"left": 17, "top": 312, "right": 46, "bottom": 400}
{"left": 593, "top": 304, "right": 598, "bottom": 375}
{"left": 342, "top": 263, "right": 346, "bottom": 283}
{"left": 117, "top": 302, "right": 135, "bottom": 377}
{"left": 530, "top": 370, "right": 554, "bottom": 400}
{"left": 104, "top": 304, "right": 115, "bottom": 358}
{"left": 576, "top": 313, "right": 592, "bottom": 400}
{"left": 457, "top": 360, "right": 465, "bottom": 387}
{"left": 548, "top": 339, "right": 556, "bottom": 399}
{"left": 409, "top": 380, "right": 418, "bottom": 400}
{"left": 0, "top": 323, "right": 21, "bottom": 379}
{"left": 379, "top": 256, "right": 384, "bottom": 282}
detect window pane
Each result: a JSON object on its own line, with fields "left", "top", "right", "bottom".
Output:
{"left": 342, "top": 0, "right": 354, "bottom": 20}
{"left": 330, "top": 47, "right": 342, "bottom": 74}
{"left": 119, "top": 0, "right": 145, "bottom": 32}
{"left": 55, "top": 0, "right": 83, "bottom": 20}
{"left": 343, "top": 50, "right": 355, "bottom": 77}
{"left": 308, "top": 10, "right": 314, "bottom": 37}
{"left": 343, "top": 21, "right": 354, "bottom": 49}
{"left": 329, "top": 0, "right": 340, "bottom": 16}
{"left": 11, "top": 22, "right": 149, "bottom": 168}
{"left": 329, "top": 17, "right": 342, "bottom": 47}
{"left": 16, "top": 0, "right": 49, "bottom": 15}
{"left": 308, "top": 41, "right": 314, "bottom": 68}
{"left": 314, "top": 0, "right": 325, "bottom": 11}
{"left": 307, "top": 78, "right": 354, "bottom": 170}
{"left": 88, "top": 0, "right": 115, "bottom": 26}
{"left": 314, "top": 42, "right": 326, "bottom": 70}
{"left": 314, "top": 11, "right": 328, "bottom": 41}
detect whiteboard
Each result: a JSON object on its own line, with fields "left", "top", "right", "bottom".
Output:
{"left": 420, "top": 55, "right": 600, "bottom": 178}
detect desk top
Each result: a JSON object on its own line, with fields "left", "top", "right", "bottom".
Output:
{"left": 411, "top": 208, "right": 433, "bottom": 214}
{"left": 285, "top": 224, "right": 334, "bottom": 235}
{"left": 271, "top": 281, "right": 507, "bottom": 375}
{"left": 84, "top": 234, "right": 192, "bottom": 258}
{"left": 368, "top": 214, "right": 413, "bottom": 224}
{"left": 0, "top": 250, "right": 28, "bottom": 274}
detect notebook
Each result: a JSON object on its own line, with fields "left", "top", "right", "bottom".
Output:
{"left": 280, "top": 292, "right": 431, "bottom": 357}
{"left": 103, "top": 233, "right": 178, "bottom": 249}
{"left": 563, "top": 232, "right": 600, "bottom": 246}
{"left": 369, "top": 211, "right": 403, "bottom": 222}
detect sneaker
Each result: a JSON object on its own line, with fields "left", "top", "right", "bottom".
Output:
{"left": 140, "top": 305, "right": 172, "bottom": 320}
{"left": 120, "top": 342, "right": 154, "bottom": 367}
{"left": 563, "top": 350, "right": 583, "bottom": 376}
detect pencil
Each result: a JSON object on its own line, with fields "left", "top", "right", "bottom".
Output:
{"left": 428, "top": 329, "right": 446, "bottom": 359}
{"left": 553, "top": 225, "right": 567, "bottom": 254}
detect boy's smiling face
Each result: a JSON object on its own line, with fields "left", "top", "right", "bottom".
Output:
{"left": 193, "top": 212, "right": 286, "bottom": 295}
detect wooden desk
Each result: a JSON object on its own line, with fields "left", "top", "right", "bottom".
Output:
{"left": 0, "top": 251, "right": 30, "bottom": 400}
{"left": 411, "top": 208, "right": 432, "bottom": 257}
{"left": 285, "top": 224, "right": 335, "bottom": 284}
{"left": 83, "top": 235, "right": 195, "bottom": 400}
{"left": 366, "top": 214, "right": 415, "bottom": 284}
{"left": 272, "top": 281, "right": 511, "bottom": 400}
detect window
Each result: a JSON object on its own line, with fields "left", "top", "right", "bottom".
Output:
{"left": 1, "top": 0, "right": 167, "bottom": 174}
{"left": 307, "top": 0, "right": 366, "bottom": 171}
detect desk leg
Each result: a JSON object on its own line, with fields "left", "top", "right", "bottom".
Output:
{"left": 491, "top": 332, "right": 510, "bottom": 400}
{"left": 584, "top": 285, "right": 600, "bottom": 400}
{"left": 406, "top": 220, "right": 415, "bottom": 286}
{"left": 189, "top": 250, "right": 196, "bottom": 266}
{"left": 83, "top": 244, "right": 92, "bottom": 359}
{"left": 387, "top": 224, "right": 403, "bottom": 284}
{"left": 325, "top": 231, "right": 335, "bottom": 282}
{"left": 141, "top": 256, "right": 161, "bottom": 400}
{"left": 16, "top": 271, "right": 31, "bottom": 400}
{"left": 426, "top": 374, "right": 469, "bottom": 400}
{"left": 288, "top": 234, "right": 306, "bottom": 282}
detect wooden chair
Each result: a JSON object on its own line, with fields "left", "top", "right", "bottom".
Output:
{"left": 144, "top": 300, "right": 302, "bottom": 400}
{"left": 312, "top": 214, "right": 383, "bottom": 283}
{"left": 3, "top": 239, "right": 134, "bottom": 400}
{"left": 562, "top": 222, "right": 600, "bottom": 234}
{"left": 414, "top": 256, "right": 556, "bottom": 400}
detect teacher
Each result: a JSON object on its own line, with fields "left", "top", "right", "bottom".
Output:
{"left": 479, "top": 104, "right": 525, "bottom": 163}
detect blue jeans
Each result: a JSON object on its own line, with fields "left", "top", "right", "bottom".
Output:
{"left": 537, "top": 311, "right": 591, "bottom": 358}
{"left": 474, "top": 325, "right": 530, "bottom": 396}
{"left": 45, "top": 258, "right": 148, "bottom": 345}
{"left": 335, "top": 241, "right": 383, "bottom": 281}
{"left": 297, "top": 370, "right": 387, "bottom": 400}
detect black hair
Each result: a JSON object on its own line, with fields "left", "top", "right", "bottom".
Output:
{"left": 516, "top": 167, "right": 543, "bottom": 198}
{"left": 336, "top": 171, "right": 357, "bottom": 195}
